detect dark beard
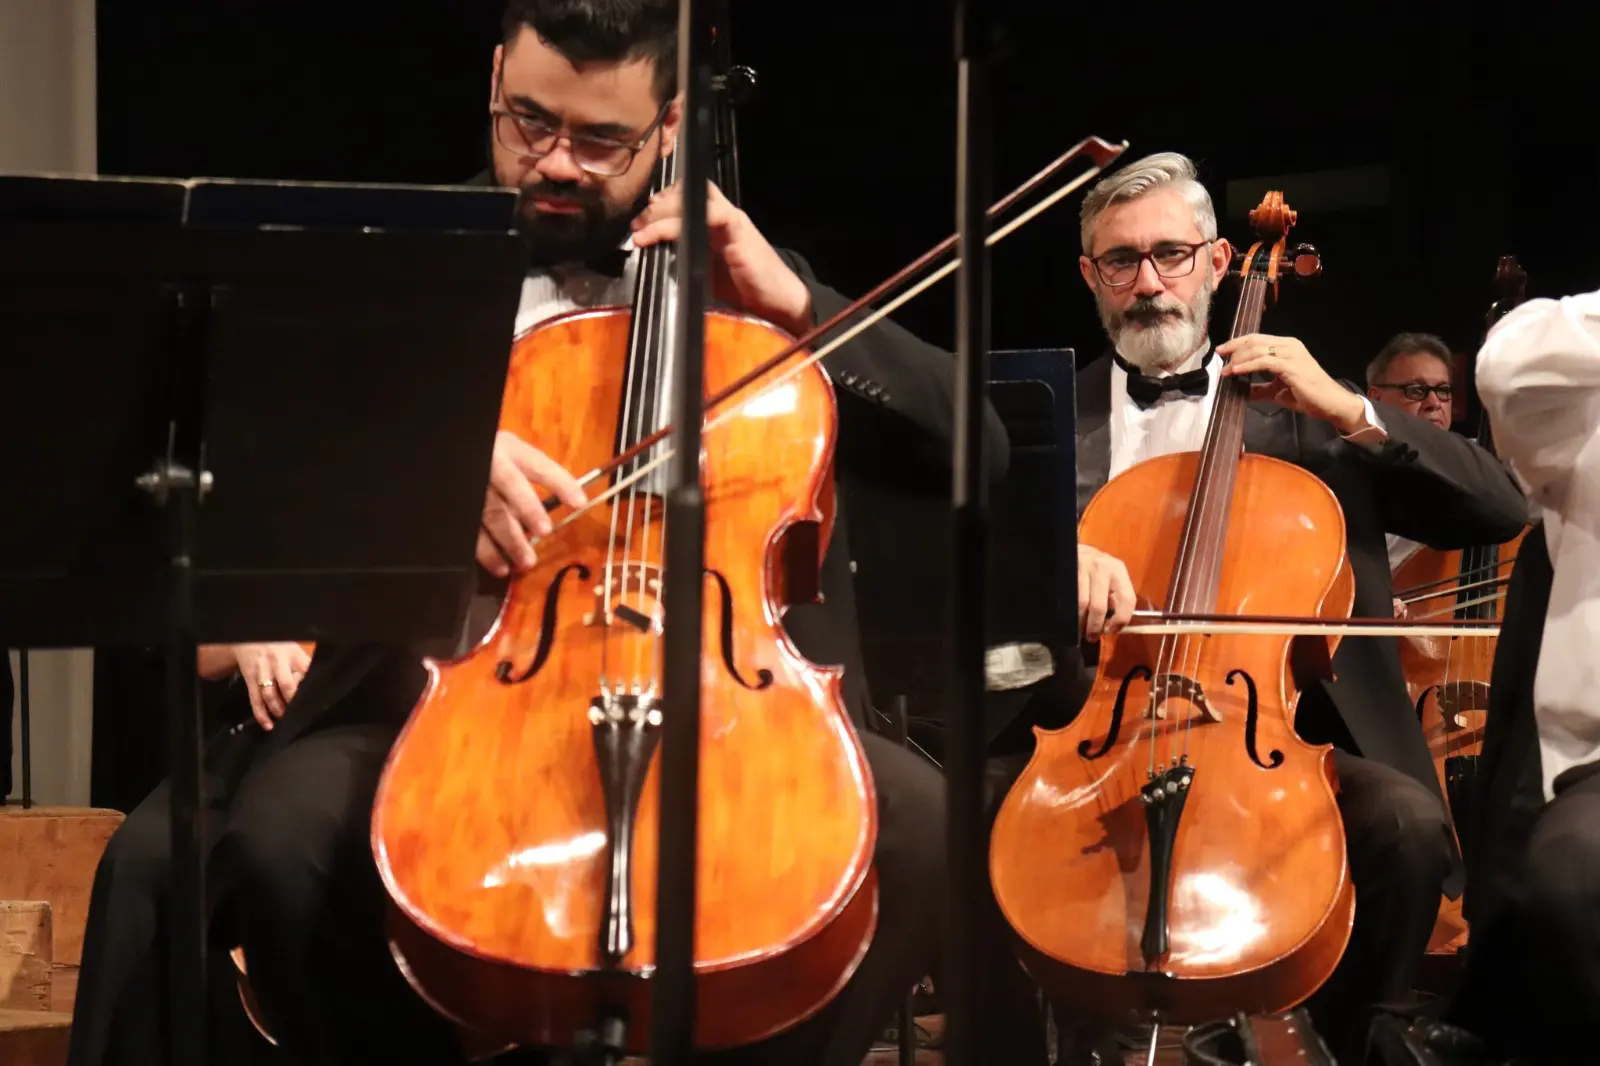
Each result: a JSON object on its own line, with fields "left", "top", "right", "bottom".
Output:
{"left": 517, "top": 181, "right": 652, "bottom": 271}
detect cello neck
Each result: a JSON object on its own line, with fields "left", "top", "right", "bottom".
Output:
{"left": 1166, "top": 192, "right": 1315, "bottom": 615}
{"left": 618, "top": 151, "right": 682, "bottom": 466}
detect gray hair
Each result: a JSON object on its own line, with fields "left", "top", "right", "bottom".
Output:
{"left": 1365, "top": 332, "right": 1454, "bottom": 386}
{"left": 1079, "top": 151, "right": 1218, "bottom": 255}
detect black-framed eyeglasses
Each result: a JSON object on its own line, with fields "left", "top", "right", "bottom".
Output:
{"left": 1088, "top": 240, "right": 1211, "bottom": 287}
{"left": 491, "top": 71, "right": 670, "bottom": 178}
{"left": 1373, "top": 382, "right": 1453, "bottom": 402}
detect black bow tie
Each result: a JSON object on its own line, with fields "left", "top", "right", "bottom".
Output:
{"left": 1115, "top": 350, "right": 1214, "bottom": 409}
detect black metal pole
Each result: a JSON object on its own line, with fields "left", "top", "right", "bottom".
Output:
{"left": 945, "top": 2, "right": 995, "bottom": 1065}
{"left": 652, "top": 0, "right": 713, "bottom": 1062}
{"left": 149, "top": 283, "right": 212, "bottom": 1066}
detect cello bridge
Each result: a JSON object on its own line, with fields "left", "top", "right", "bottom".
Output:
{"left": 1147, "top": 673, "right": 1221, "bottom": 724}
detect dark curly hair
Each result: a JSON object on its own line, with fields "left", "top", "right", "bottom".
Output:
{"left": 501, "top": 0, "right": 678, "bottom": 103}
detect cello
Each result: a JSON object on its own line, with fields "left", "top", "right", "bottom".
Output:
{"left": 1391, "top": 255, "right": 1531, "bottom": 960}
{"left": 989, "top": 192, "right": 1355, "bottom": 1025}
{"left": 368, "top": 87, "right": 878, "bottom": 1066}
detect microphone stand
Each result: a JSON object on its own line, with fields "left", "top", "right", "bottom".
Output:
{"left": 652, "top": 0, "right": 713, "bottom": 1062}
{"left": 944, "top": 0, "right": 997, "bottom": 1063}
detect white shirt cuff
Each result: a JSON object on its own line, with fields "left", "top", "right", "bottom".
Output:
{"left": 1340, "top": 396, "right": 1390, "bottom": 450}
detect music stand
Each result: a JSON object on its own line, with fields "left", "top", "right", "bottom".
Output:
{"left": 0, "top": 172, "right": 525, "bottom": 1066}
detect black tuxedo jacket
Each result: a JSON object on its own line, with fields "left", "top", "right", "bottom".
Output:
{"left": 1069, "top": 353, "right": 1528, "bottom": 809}
{"left": 249, "top": 245, "right": 1009, "bottom": 761}
{"left": 1459, "top": 519, "right": 1553, "bottom": 927}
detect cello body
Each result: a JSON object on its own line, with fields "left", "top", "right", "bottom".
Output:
{"left": 990, "top": 450, "right": 1355, "bottom": 1023}
{"left": 370, "top": 306, "right": 878, "bottom": 1053}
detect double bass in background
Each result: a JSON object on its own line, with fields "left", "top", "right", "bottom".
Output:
{"left": 1392, "top": 256, "right": 1532, "bottom": 960}
{"left": 989, "top": 193, "right": 1355, "bottom": 1027}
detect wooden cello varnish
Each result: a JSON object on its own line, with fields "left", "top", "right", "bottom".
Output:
{"left": 989, "top": 194, "right": 1354, "bottom": 1024}
{"left": 367, "top": 148, "right": 877, "bottom": 1054}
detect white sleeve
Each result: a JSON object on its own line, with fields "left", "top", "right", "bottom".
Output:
{"left": 1475, "top": 290, "right": 1600, "bottom": 505}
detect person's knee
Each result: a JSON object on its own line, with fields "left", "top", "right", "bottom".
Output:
{"left": 1520, "top": 829, "right": 1600, "bottom": 946}
{"left": 869, "top": 740, "right": 947, "bottom": 896}
{"left": 1354, "top": 776, "right": 1453, "bottom": 892}
{"left": 96, "top": 795, "right": 173, "bottom": 897}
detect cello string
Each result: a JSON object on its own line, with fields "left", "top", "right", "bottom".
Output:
{"left": 630, "top": 153, "right": 677, "bottom": 698}
{"left": 608, "top": 165, "right": 666, "bottom": 701}
{"left": 618, "top": 158, "right": 667, "bottom": 698}
{"left": 1176, "top": 269, "right": 1264, "bottom": 766}
{"left": 1399, "top": 570, "right": 1510, "bottom": 607}
{"left": 1395, "top": 560, "right": 1514, "bottom": 602}
{"left": 1162, "top": 264, "right": 1257, "bottom": 773}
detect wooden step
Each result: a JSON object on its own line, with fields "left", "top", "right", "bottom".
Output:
{"left": 0, "top": 806, "right": 125, "bottom": 1011}
{"left": 0, "top": 901, "right": 54, "bottom": 1011}
{"left": 0, "top": 1008, "right": 72, "bottom": 1066}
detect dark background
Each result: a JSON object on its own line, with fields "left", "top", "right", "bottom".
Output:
{"left": 95, "top": 0, "right": 1600, "bottom": 374}
{"left": 70, "top": 0, "right": 1599, "bottom": 807}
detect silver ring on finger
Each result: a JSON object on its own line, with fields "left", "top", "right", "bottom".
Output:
{"left": 260, "top": 680, "right": 276, "bottom": 690}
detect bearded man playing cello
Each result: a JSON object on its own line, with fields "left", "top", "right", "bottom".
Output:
{"left": 67, "top": 3, "right": 1022, "bottom": 1064}
{"left": 987, "top": 152, "right": 1528, "bottom": 1063}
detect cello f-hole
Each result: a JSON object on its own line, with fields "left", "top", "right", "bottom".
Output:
{"left": 496, "top": 562, "right": 593, "bottom": 684}
{"left": 1077, "top": 664, "right": 1151, "bottom": 760}
{"left": 704, "top": 568, "right": 774, "bottom": 690}
{"left": 1227, "top": 669, "right": 1283, "bottom": 771}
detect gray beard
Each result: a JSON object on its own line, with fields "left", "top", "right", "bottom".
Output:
{"left": 1099, "top": 277, "right": 1215, "bottom": 373}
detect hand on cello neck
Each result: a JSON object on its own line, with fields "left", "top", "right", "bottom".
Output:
{"left": 1217, "top": 333, "right": 1373, "bottom": 437}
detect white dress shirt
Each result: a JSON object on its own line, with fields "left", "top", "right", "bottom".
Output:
{"left": 1387, "top": 533, "right": 1424, "bottom": 573}
{"left": 1476, "top": 288, "right": 1600, "bottom": 803}
{"left": 512, "top": 244, "right": 638, "bottom": 337}
{"left": 1108, "top": 343, "right": 1388, "bottom": 477}
{"left": 1109, "top": 345, "right": 1222, "bottom": 477}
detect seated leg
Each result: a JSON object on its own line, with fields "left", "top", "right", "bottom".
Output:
{"left": 1308, "top": 751, "right": 1454, "bottom": 1061}
{"left": 217, "top": 722, "right": 460, "bottom": 1066}
{"left": 1457, "top": 767, "right": 1600, "bottom": 1061}
{"left": 67, "top": 784, "right": 176, "bottom": 1066}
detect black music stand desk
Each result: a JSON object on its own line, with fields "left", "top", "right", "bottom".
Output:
{"left": 0, "top": 173, "right": 526, "bottom": 1066}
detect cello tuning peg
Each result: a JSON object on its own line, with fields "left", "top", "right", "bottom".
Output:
{"left": 716, "top": 65, "right": 759, "bottom": 108}
{"left": 1288, "top": 243, "right": 1322, "bottom": 280}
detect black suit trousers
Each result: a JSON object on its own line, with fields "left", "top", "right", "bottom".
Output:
{"left": 1447, "top": 765, "right": 1600, "bottom": 1063}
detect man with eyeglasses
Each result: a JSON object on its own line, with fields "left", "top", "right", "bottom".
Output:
{"left": 67, "top": 3, "right": 1019, "bottom": 1066}
{"left": 994, "top": 151, "right": 1527, "bottom": 1063}
{"left": 1366, "top": 332, "right": 1456, "bottom": 434}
